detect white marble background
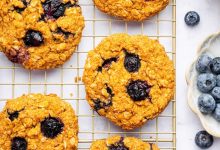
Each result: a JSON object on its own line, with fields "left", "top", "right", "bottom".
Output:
{"left": 177, "top": 0, "right": 220, "bottom": 149}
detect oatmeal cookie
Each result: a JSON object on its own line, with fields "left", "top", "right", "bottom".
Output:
{"left": 0, "top": 0, "right": 84, "bottom": 69}
{"left": 93, "top": 0, "right": 169, "bottom": 21}
{"left": 90, "top": 135, "right": 159, "bottom": 150}
{"left": 0, "top": 94, "right": 78, "bottom": 150}
{"left": 83, "top": 33, "right": 175, "bottom": 130}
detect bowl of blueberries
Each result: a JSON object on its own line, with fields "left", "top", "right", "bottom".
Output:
{"left": 186, "top": 32, "right": 220, "bottom": 139}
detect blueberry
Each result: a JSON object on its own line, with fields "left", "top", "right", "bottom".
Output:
{"left": 209, "top": 57, "right": 220, "bottom": 74}
{"left": 11, "top": 137, "right": 27, "bottom": 150}
{"left": 216, "top": 75, "right": 220, "bottom": 86}
{"left": 124, "top": 52, "right": 141, "bottom": 73}
{"left": 108, "top": 138, "right": 128, "bottom": 150}
{"left": 213, "top": 104, "right": 220, "bottom": 121}
{"left": 196, "top": 55, "right": 212, "bottom": 73}
{"left": 197, "top": 73, "right": 216, "bottom": 93}
{"left": 185, "top": 11, "right": 200, "bottom": 26}
{"left": 98, "top": 57, "right": 118, "bottom": 72}
{"left": 8, "top": 111, "right": 19, "bottom": 121}
{"left": 24, "top": 30, "right": 44, "bottom": 47}
{"left": 195, "top": 131, "right": 213, "bottom": 149}
{"left": 14, "top": 0, "right": 28, "bottom": 13}
{"left": 127, "top": 80, "right": 151, "bottom": 101}
{"left": 198, "top": 94, "right": 216, "bottom": 114}
{"left": 211, "top": 87, "right": 220, "bottom": 100}
{"left": 43, "top": 0, "right": 67, "bottom": 19}
{"left": 56, "top": 27, "right": 72, "bottom": 39}
{"left": 41, "top": 117, "right": 64, "bottom": 138}
{"left": 93, "top": 98, "right": 112, "bottom": 111}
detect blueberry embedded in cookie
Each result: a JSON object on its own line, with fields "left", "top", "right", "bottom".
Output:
{"left": 0, "top": 0, "right": 84, "bottom": 69}
{"left": 90, "top": 136, "right": 159, "bottom": 150}
{"left": 0, "top": 94, "right": 78, "bottom": 150}
{"left": 11, "top": 137, "right": 27, "bottom": 150}
{"left": 24, "top": 30, "right": 44, "bottom": 47}
{"left": 83, "top": 33, "right": 175, "bottom": 130}
{"left": 41, "top": 117, "right": 64, "bottom": 139}
{"left": 127, "top": 80, "right": 151, "bottom": 101}
{"left": 93, "top": 0, "right": 169, "bottom": 21}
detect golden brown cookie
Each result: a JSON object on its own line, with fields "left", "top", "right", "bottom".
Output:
{"left": 93, "top": 0, "right": 169, "bottom": 21}
{"left": 83, "top": 33, "right": 175, "bottom": 130}
{"left": 90, "top": 135, "right": 159, "bottom": 150}
{"left": 0, "top": 94, "right": 78, "bottom": 150}
{"left": 0, "top": 0, "right": 84, "bottom": 69}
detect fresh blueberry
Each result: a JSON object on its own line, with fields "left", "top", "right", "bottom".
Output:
{"left": 127, "top": 80, "right": 151, "bottom": 101}
{"left": 196, "top": 55, "right": 212, "bottom": 73}
{"left": 197, "top": 73, "right": 216, "bottom": 93}
{"left": 24, "top": 30, "right": 44, "bottom": 47}
{"left": 41, "top": 117, "right": 64, "bottom": 138}
{"left": 124, "top": 52, "right": 141, "bottom": 73}
{"left": 198, "top": 94, "right": 216, "bottom": 114}
{"left": 216, "top": 75, "right": 220, "bottom": 86}
{"left": 195, "top": 130, "right": 213, "bottom": 149}
{"left": 185, "top": 11, "right": 200, "bottom": 26}
{"left": 209, "top": 57, "right": 220, "bottom": 74}
{"left": 213, "top": 104, "right": 220, "bottom": 121}
{"left": 211, "top": 87, "right": 220, "bottom": 100}
{"left": 11, "top": 137, "right": 27, "bottom": 150}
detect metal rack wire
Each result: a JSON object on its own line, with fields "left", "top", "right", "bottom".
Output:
{"left": 0, "top": 0, "right": 176, "bottom": 149}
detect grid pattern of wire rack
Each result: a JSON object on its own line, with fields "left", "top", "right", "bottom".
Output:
{"left": 0, "top": 0, "right": 176, "bottom": 149}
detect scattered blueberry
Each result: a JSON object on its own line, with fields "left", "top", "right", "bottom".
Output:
{"left": 43, "top": 0, "right": 67, "bottom": 19}
{"left": 195, "top": 131, "right": 213, "bottom": 149}
{"left": 197, "top": 73, "right": 216, "bottom": 93}
{"left": 127, "top": 80, "right": 151, "bottom": 101}
{"left": 209, "top": 57, "right": 220, "bottom": 74}
{"left": 41, "top": 117, "right": 64, "bottom": 138}
{"left": 196, "top": 55, "right": 212, "bottom": 73}
{"left": 108, "top": 138, "right": 128, "bottom": 150}
{"left": 11, "top": 137, "right": 27, "bottom": 150}
{"left": 213, "top": 104, "right": 220, "bottom": 122}
{"left": 198, "top": 94, "right": 216, "bottom": 114}
{"left": 211, "top": 87, "right": 220, "bottom": 100}
{"left": 184, "top": 11, "right": 200, "bottom": 26}
{"left": 24, "top": 30, "right": 44, "bottom": 47}
{"left": 124, "top": 52, "right": 141, "bottom": 73}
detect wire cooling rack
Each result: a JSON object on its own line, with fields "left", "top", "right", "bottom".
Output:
{"left": 0, "top": 0, "right": 176, "bottom": 149}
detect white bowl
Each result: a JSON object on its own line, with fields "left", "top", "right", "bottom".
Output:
{"left": 186, "top": 32, "right": 220, "bottom": 137}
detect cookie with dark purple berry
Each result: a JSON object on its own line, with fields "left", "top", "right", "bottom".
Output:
{"left": 93, "top": 0, "right": 169, "bottom": 21}
{"left": 83, "top": 33, "right": 175, "bottom": 130}
{"left": 0, "top": 0, "right": 84, "bottom": 69}
{"left": 90, "top": 135, "right": 159, "bottom": 150}
{"left": 0, "top": 94, "right": 78, "bottom": 150}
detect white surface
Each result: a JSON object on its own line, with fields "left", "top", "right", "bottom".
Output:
{"left": 177, "top": 0, "right": 220, "bottom": 149}
{"left": 2, "top": 0, "right": 220, "bottom": 149}
{"left": 0, "top": 0, "right": 175, "bottom": 149}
